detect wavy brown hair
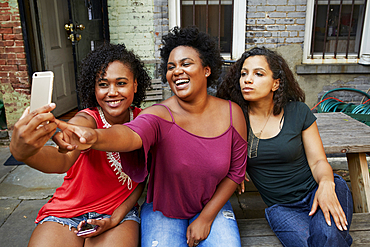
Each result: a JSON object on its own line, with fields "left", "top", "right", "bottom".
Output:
{"left": 217, "top": 47, "right": 305, "bottom": 116}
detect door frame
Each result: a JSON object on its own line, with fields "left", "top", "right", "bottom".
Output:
{"left": 17, "top": 0, "right": 110, "bottom": 95}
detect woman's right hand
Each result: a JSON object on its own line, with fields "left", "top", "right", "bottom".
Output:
{"left": 9, "top": 103, "right": 57, "bottom": 161}
{"left": 55, "top": 119, "right": 97, "bottom": 151}
{"left": 237, "top": 172, "right": 250, "bottom": 194}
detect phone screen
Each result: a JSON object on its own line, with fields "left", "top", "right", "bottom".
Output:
{"left": 30, "top": 71, "right": 54, "bottom": 112}
{"left": 77, "top": 223, "right": 98, "bottom": 236}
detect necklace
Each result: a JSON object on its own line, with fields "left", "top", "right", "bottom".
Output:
{"left": 98, "top": 107, "right": 133, "bottom": 189}
{"left": 253, "top": 110, "right": 272, "bottom": 138}
{"left": 247, "top": 108, "right": 272, "bottom": 159}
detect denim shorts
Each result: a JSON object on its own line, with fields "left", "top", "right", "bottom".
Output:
{"left": 37, "top": 206, "right": 140, "bottom": 231}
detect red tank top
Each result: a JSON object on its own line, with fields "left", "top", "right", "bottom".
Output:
{"left": 35, "top": 107, "right": 141, "bottom": 223}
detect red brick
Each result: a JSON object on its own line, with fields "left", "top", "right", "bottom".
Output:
{"left": 11, "top": 16, "right": 20, "bottom": 21}
{"left": 14, "top": 34, "right": 23, "bottom": 40}
{"left": 18, "top": 65, "right": 28, "bottom": 71}
{"left": 14, "top": 71, "right": 28, "bottom": 77}
{"left": 15, "top": 40, "right": 23, "bottom": 46}
{"left": 0, "top": 28, "right": 12, "bottom": 34}
{"left": 5, "top": 47, "right": 24, "bottom": 53}
{"left": 16, "top": 53, "right": 25, "bottom": 59}
{"left": 0, "top": 53, "right": 16, "bottom": 59}
{"left": 0, "top": 15, "right": 10, "bottom": 21}
{"left": 0, "top": 78, "right": 11, "bottom": 83}
{"left": 13, "top": 27, "right": 22, "bottom": 34}
{"left": 0, "top": 59, "right": 6, "bottom": 65}
{"left": 0, "top": 65, "right": 17, "bottom": 71}
{"left": 0, "top": 40, "right": 14, "bottom": 46}
{"left": 3, "top": 34, "right": 15, "bottom": 40}
{"left": 0, "top": 72, "right": 9, "bottom": 77}
{"left": 1, "top": 21, "right": 20, "bottom": 28}
{"left": 8, "top": 59, "right": 26, "bottom": 65}
{"left": 0, "top": 2, "right": 10, "bottom": 7}
{"left": 0, "top": 8, "right": 11, "bottom": 15}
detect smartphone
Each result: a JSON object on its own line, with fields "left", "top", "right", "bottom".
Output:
{"left": 76, "top": 222, "right": 98, "bottom": 236}
{"left": 30, "top": 71, "right": 54, "bottom": 112}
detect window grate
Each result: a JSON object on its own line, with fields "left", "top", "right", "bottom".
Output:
{"left": 310, "top": 0, "right": 368, "bottom": 59}
{"left": 180, "top": 0, "right": 234, "bottom": 57}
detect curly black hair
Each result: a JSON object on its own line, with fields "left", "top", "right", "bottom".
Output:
{"left": 160, "top": 26, "right": 223, "bottom": 88}
{"left": 77, "top": 43, "right": 151, "bottom": 109}
{"left": 217, "top": 47, "right": 305, "bottom": 116}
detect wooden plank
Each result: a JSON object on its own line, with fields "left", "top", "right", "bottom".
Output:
{"left": 347, "top": 153, "right": 370, "bottom": 213}
{"left": 238, "top": 213, "right": 370, "bottom": 247}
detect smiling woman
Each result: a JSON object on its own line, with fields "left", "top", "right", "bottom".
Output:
{"left": 9, "top": 43, "right": 152, "bottom": 247}
{"left": 54, "top": 26, "right": 248, "bottom": 247}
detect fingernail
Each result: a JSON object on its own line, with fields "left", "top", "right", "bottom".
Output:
{"left": 338, "top": 225, "right": 343, "bottom": 231}
{"left": 343, "top": 225, "right": 347, "bottom": 231}
{"left": 327, "top": 220, "right": 331, "bottom": 226}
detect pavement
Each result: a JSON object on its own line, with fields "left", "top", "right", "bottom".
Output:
{"left": 0, "top": 142, "right": 368, "bottom": 246}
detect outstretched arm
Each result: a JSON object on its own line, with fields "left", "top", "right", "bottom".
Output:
{"left": 9, "top": 104, "right": 80, "bottom": 173}
{"left": 55, "top": 120, "right": 143, "bottom": 152}
{"left": 303, "top": 122, "right": 348, "bottom": 231}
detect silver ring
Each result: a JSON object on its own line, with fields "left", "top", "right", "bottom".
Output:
{"left": 194, "top": 242, "right": 199, "bottom": 246}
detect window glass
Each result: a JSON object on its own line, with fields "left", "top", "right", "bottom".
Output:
{"left": 312, "top": 1, "right": 366, "bottom": 56}
{"left": 181, "top": 1, "right": 233, "bottom": 53}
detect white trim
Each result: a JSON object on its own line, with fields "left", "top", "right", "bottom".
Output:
{"left": 168, "top": 0, "right": 245, "bottom": 60}
{"left": 169, "top": 0, "right": 181, "bottom": 29}
{"left": 360, "top": 2, "right": 370, "bottom": 55}
{"left": 303, "top": 0, "right": 370, "bottom": 64}
{"left": 232, "top": 0, "right": 246, "bottom": 60}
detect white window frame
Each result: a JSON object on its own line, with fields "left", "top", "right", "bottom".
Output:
{"left": 303, "top": 0, "right": 370, "bottom": 64}
{"left": 168, "top": 0, "right": 246, "bottom": 60}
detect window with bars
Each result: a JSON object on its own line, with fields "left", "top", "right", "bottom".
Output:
{"left": 169, "top": 0, "right": 246, "bottom": 60}
{"left": 303, "top": 0, "right": 370, "bottom": 63}
{"left": 180, "top": 1, "right": 234, "bottom": 55}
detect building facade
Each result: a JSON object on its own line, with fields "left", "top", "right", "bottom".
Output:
{"left": 1, "top": 0, "right": 369, "bottom": 134}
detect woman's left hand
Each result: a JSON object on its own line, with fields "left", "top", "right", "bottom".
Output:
{"left": 74, "top": 218, "right": 114, "bottom": 238}
{"left": 186, "top": 216, "right": 212, "bottom": 247}
{"left": 309, "top": 180, "right": 348, "bottom": 231}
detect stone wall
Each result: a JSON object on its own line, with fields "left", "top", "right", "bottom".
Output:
{"left": 246, "top": 0, "right": 306, "bottom": 49}
{"left": 0, "top": 0, "right": 30, "bottom": 130}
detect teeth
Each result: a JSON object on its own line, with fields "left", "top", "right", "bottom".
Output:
{"left": 108, "top": 100, "right": 121, "bottom": 105}
{"left": 175, "top": 79, "right": 189, "bottom": 85}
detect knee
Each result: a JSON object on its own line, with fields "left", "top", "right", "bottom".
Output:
{"left": 309, "top": 222, "right": 352, "bottom": 247}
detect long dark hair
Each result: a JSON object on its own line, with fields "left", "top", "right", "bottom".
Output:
{"left": 217, "top": 47, "right": 305, "bottom": 116}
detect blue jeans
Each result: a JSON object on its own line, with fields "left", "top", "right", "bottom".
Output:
{"left": 265, "top": 174, "right": 353, "bottom": 247}
{"left": 140, "top": 200, "right": 241, "bottom": 247}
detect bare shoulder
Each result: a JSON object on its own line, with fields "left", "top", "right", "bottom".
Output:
{"left": 68, "top": 112, "right": 97, "bottom": 129}
{"left": 138, "top": 97, "right": 175, "bottom": 122}
{"left": 230, "top": 101, "right": 247, "bottom": 140}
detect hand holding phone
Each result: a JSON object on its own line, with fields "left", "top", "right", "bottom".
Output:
{"left": 76, "top": 221, "right": 99, "bottom": 236}
{"left": 30, "top": 71, "right": 54, "bottom": 112}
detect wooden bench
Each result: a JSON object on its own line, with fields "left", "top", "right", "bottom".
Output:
{"left": 238, "top": 213, "right": 370, "bottom": 246}
{"left": 144, "top": 79, "right": 163, "bottom": 101}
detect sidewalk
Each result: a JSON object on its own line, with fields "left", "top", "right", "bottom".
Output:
{"left": 0, "top": 144, "right": 267, "bottom": 246}
{"left": 1, "top": 143, "right": 366, "bottom": 246}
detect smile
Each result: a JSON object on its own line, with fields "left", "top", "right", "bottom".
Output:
{"left": 106, "top": 100, "right": 122, "bottom": 106}
{"left": 175, "top": 79, "right": 189, "bottom": 86}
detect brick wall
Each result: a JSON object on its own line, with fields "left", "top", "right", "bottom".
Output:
{"left": 108, "top": 0, "right": 155, "bottom": 60}
{"left": 0, "top": 0, "right": 30, "bottom": 130}
{"left": 246, "top": 0, "right": 307, "bottom": 49}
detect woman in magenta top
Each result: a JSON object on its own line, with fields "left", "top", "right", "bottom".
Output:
{"left": 57, "top": 26, "right": 248, "bottom": 247}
